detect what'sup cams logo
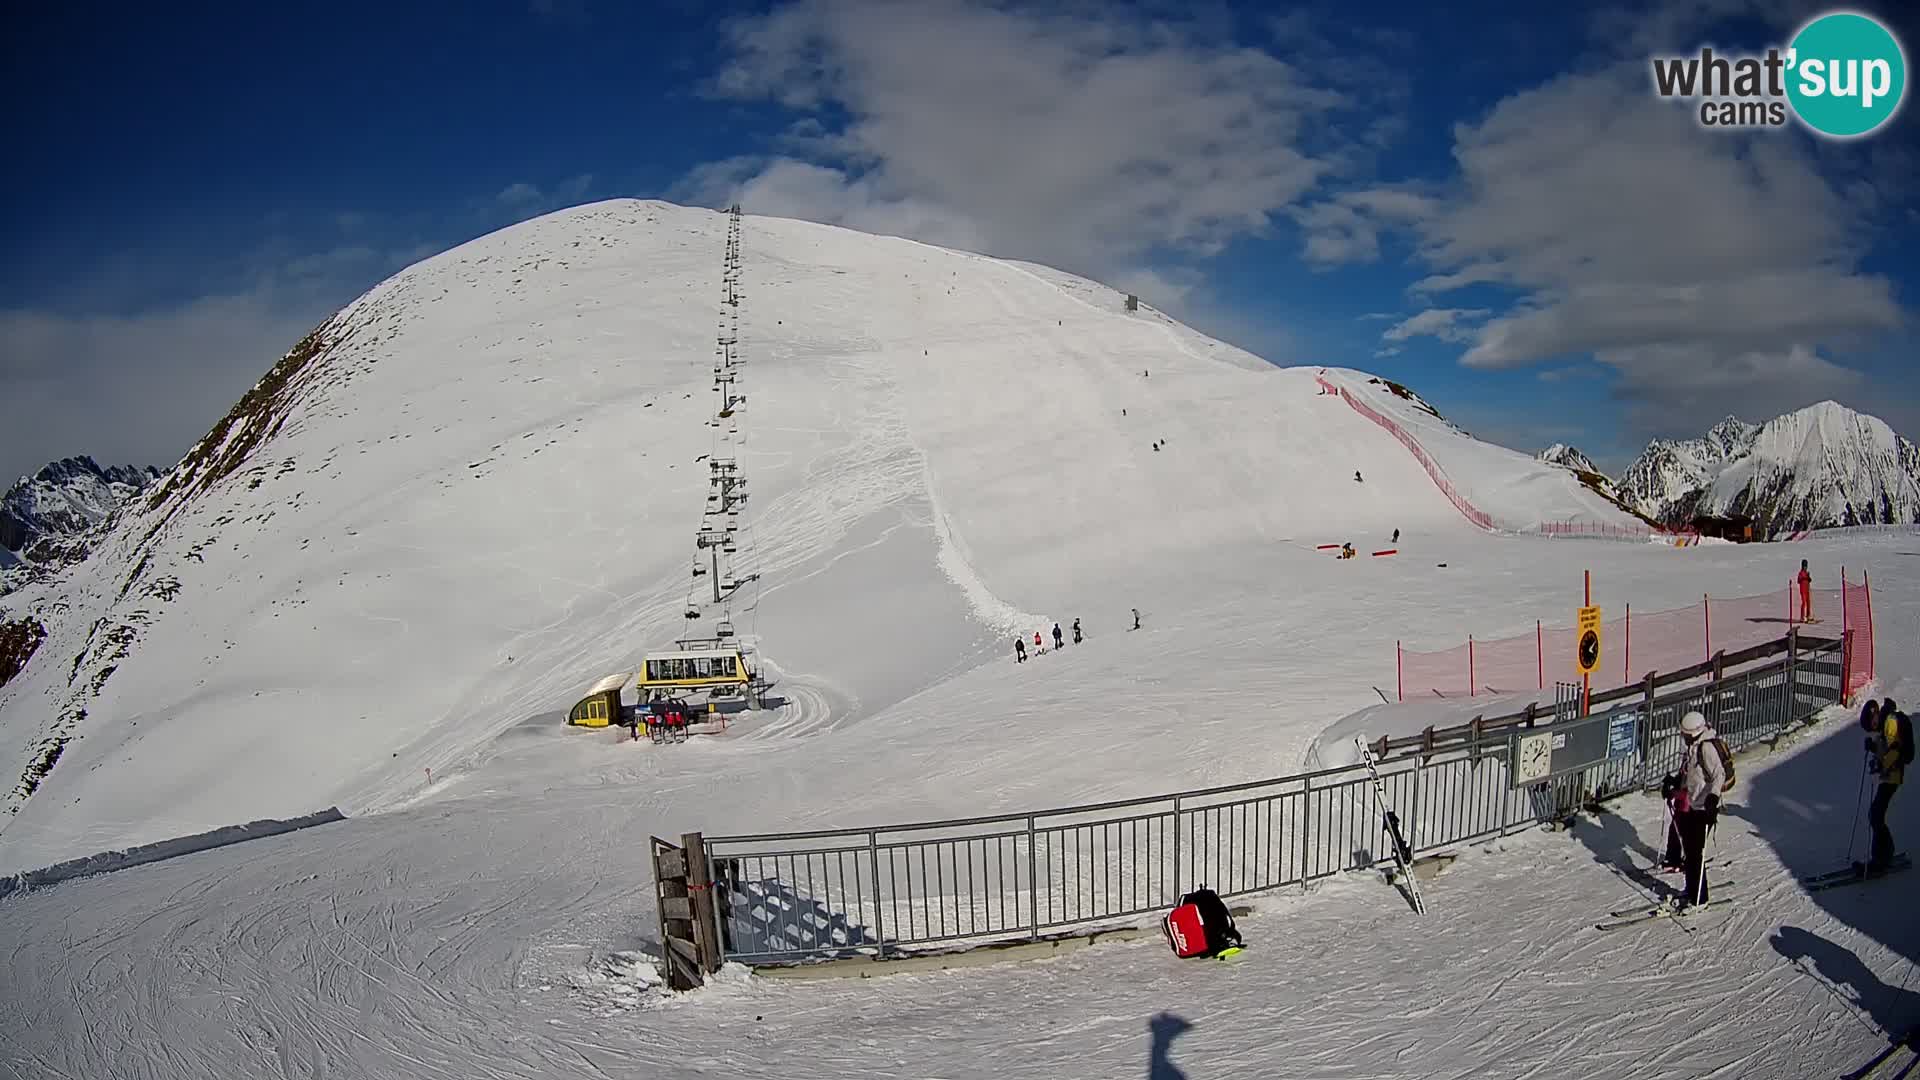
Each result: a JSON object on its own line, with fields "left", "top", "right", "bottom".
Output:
{"left": 1651, "top": 10, "right": 1907, "bottom": 137}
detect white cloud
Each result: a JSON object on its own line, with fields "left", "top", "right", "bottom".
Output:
{"left": 497, "top": 182, "right": 543, "bottom": 205}
{"left": 1311, "top": 59, "right": 1905, "bottom": 436}
{"left": 1601, "top": 342, "right": 1870, "bottom": 434}
{"left": 1382, "top": 307, "right": 1490, "bottom": 344}
{"left": 690, "top": 0, "right": 1376, "bottom": 286}
{"left": 0, "top": 291, "right": 328, "bottom": 482}
{"left": 1291, "top": 186, "right": 1435, "bottom": 267}
{"left": 2, "top": 176, "right": 606, "bottom": 482}
{"left": 495, "top": 174, "right": 596, "bottom": 212}
{"left": 1373, "top": 346, "right": 1403, "bottom": 358}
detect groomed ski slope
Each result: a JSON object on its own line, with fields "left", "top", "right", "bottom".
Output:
{"left": 4, "top": 200, "right": 1619, "bottom": 870}
{"left": 0, "top": 531, "right": 1912, "bottom": 1079}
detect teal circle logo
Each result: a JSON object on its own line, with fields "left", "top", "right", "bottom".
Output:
{"left": 1786, "top": 11, "right": 1907, "bottom": 137}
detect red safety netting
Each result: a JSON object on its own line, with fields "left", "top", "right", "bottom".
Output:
{"left": 1315, "top": 375, "right": 1496, "bottom": 532}
{"left": 1843, "top": 570, "right": 1875, "bottom": 700}
{"left": 1397, "top": 578, "right": 1871, "bottom": 701}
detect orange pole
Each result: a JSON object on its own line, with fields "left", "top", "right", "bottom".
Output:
{"left": 1864, "top": 570, "right": 1875, "bottom": 682}
{"left": 1583, "top": 570, "right": 1591, "bottom": 715}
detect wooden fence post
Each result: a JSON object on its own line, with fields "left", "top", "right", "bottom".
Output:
{"left": 682, "top": 831, "right": 725, "bottom": 977}
{"left": 651, "top": 836, "right": 703, "bottom": 991}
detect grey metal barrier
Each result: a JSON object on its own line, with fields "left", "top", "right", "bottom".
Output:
{"left": 704, "top": 635, "right": 1845, "bottom": 965}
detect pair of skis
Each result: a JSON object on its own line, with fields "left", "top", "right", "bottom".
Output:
{"left": 1354, "top": 737, "right": 1426, "bottom": 914}
{"left": 1595, "top": 890, "right": 1737, "bottom": 930}
{"left": 1802, "top": 854, "right": 1912, "bottom": 893}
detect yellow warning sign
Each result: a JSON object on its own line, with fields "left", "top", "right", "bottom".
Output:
{"left": 1576, "top": 605, "right": 1603, "bottom": 675}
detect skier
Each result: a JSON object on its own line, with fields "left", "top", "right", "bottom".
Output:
{"left": 1797, "top": 559, "right": 1814, "bottom": 622}
{"left": 1663, "top": 711, "right": 1727, "bottom": 911}
{"left": 1865, "top": 697, "right": 1910, "bottom": 874}
{"left": 1132, "top": 607, "right": 1141, "bottom": 631}
{"left": 1014, "top": 636, "right": 1027, "bottom": 663}
{"left": 1071, "top": 618, "right": 1082, "bottom": 644}
{"left": 1354, "top": 470, "right": 1363, "bottom": 483}
{"left": 1392, "top": 528, "right": 1400, "bottom": 544}
{"left": 1034, "top": 630, "right": 1045, "bottom": 654}
{"left": 1052, "top": 623, "right": 1064, "bottom": 650}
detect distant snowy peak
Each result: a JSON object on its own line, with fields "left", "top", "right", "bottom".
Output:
{"left": 0, "top": 456, "right": 164, "bottom": 566}
{"left": 1618, "top": 402, "right": 1920, "bottom": 536}
{"left": 1537, "top": 444, "right": 1601, "bottom": 476}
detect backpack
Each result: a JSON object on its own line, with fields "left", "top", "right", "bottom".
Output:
{"left": 1895, "top": 712, "right": 1916, "bottom": 768}
{"left": 1705, "top": 737, "right": 1736, "bottom": 792}
{"left": 1162, "top": 886, "right": 1242, "bottom": 959}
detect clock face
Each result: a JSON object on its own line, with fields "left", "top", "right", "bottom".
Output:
{"left": 1515, "top": 732, "right": 1553, "bottom": 784}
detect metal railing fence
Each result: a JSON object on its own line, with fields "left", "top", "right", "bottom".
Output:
{"left": 704, "top": 634, "right": 1844, "bottom": 964}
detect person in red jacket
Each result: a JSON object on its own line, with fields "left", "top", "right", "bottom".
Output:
{"left": 1797, "top": 559, "right": 1814, "bottom": 622}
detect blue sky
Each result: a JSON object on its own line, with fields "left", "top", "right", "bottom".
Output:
{"left": 4, "top": 0, "right": 1917, "bottom": 481}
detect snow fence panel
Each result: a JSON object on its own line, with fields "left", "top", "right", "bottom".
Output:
{"left": 1397, "top": 585, "right": 1850, "bottom": 702}
{"left": 0, "top": 807, "right": 347, "bottom": 901}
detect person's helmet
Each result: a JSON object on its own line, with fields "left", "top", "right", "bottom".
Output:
{"left": 1679, "top": 711, "right": 1707, "bottom": 737}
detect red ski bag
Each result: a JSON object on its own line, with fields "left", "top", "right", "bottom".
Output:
{"left": 1162, "top": 903, "right": 1208, "bottom": 958}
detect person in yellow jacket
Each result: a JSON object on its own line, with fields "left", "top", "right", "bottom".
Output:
{"left": 1864, "top": 697, "right": 1910, "bottom": 873}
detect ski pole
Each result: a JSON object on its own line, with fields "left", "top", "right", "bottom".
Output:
{"left": 1847, "top": 751, "right": 1869, "bottom": 867}
{"left": 1696, "top": 814, "right": 1718, "bottom": 907}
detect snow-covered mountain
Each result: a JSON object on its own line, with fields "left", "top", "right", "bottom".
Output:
{"left": 0, "top": 198, "right": 1634, "bottom": 868}
{"left": 0, "top": 456, "right": 162, "bottom": 573}
{"left": 1617, "top": 404, "right": 1920, "bottom": 536}
{"left": 1537, "top": 443, "right": 1600, "bottom": 476}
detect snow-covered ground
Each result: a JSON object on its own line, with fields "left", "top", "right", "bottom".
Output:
{"left": 0, "top": 201, "right": 1913, "bottom": 1078}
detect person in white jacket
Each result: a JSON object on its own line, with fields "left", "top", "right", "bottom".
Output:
{"left": 1665, "top": 711, "right": 1729, "bottom": 911}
